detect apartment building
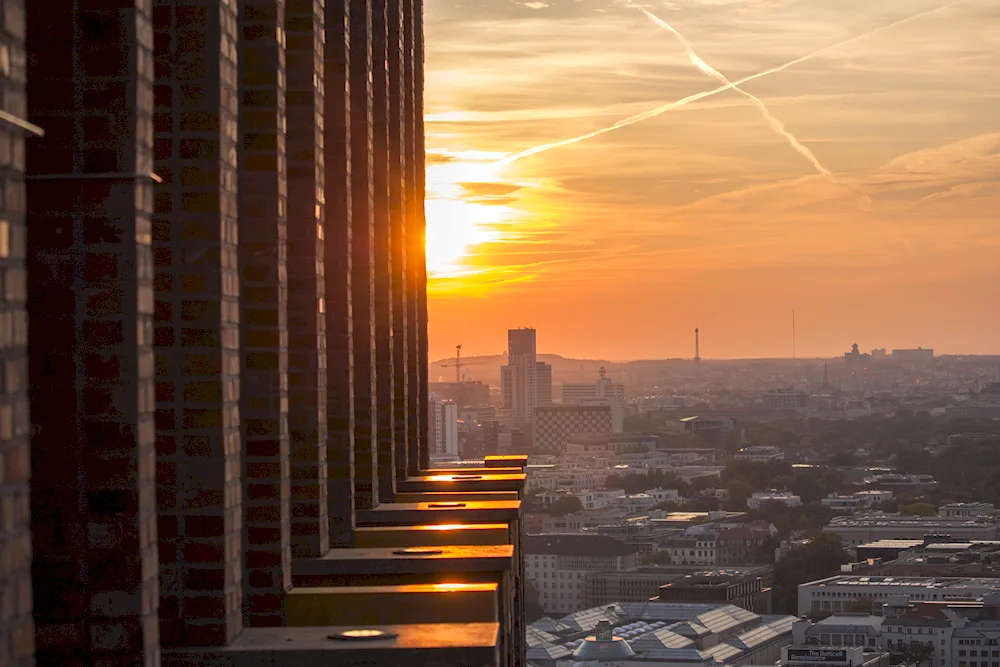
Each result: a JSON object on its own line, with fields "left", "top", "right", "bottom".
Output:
{"left": 4, "top": 2, "right": 526, "bottom": 665}
{"left": 525, "top": 534, "right": 639, "bottom": 616}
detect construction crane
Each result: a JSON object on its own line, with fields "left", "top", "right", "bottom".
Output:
{"left": 440, "top": 344, "right": 463, "bottom": 384}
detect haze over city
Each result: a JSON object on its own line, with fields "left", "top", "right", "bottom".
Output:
{"left": 423, "top": 0, "right": 1000, "bottom": 361}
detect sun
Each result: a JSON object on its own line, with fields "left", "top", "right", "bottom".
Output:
{"left": 424, "top": 149, "right": 518, "bottom": 279}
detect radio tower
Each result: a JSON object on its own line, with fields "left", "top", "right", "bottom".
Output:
{"left": 694, "top": 328, "right": 701, "bottom": 367}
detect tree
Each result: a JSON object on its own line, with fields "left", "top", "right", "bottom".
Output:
{"left": 848, "top": 596, "right": 874, "bottom": 613}
{"left": 900, "top": 641, "right": 935, "bottom": 667}
{"left": 524, "top": 580, "right": 545, "bottom": 623}
{"left": 640, "top": 551, "right": 673, "bottom": 565}
{"left": 772, "top": 533, "right": 848, "bottom": 614}
{"left": 548, "top": 496, "right": 583, "bottom": 517}
{"left": 899, "top": 502, "right": 935, "bottom": 516}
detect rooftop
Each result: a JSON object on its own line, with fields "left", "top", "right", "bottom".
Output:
{"left": 525, "top": 533, "right": 640, "bottom": 557}
{"left": 805, "top": 575, "right": 1000, "bottom": 590}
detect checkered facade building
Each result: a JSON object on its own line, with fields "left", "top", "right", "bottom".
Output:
{"left": 534, "top": 405, "right": 612, "bottom": 454}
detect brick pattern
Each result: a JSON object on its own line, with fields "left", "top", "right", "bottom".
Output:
{"left": 402, "top": 0, "right": 421, "bottom": 476}
{"left": 386, "top": 0, "right": 410, "bottom": 483}
{"left": 237, "top": 0, "right": 292, "bottom": 628}
{"left": 285, "top": 0, "right": 329, "bottom": 559}
{"left": 414, "top": 0, "right": 430, "bottom": 471}
{"left": 322, "top": 0, "right": 357, "bottom": 546}
{"left": 0, "top": 3, "right": 31, "bottom": 666}
{"left": 25, "top": 2, "right": 160, "bottom": 665}
{"left": 370, "top": 0, "right": 396, "bottom": 502}
{"left": 349, "top": 0, "right": 380, "bottom": 511}
{"left": 152, "top": 0, "right": 243, "bottom": 648}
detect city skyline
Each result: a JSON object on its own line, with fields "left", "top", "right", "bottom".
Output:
{"left": 423, "top": 0, "right": 1000, "bottom": 361}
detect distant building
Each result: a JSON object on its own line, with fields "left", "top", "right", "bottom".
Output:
{"left": 747, "top": 491, "right": 802, "bottom": 509}
{"left": 823, "top": 513, "right": 997, "bottom": 546}
{"left": 821, "top": 491, "right": 893, "bottom": 512}
{"left": 502, "top": 327, "right": 539, "bottom": 424}
{"left": 845, "top": 343, "right": 871, "bottom": 366}
{"left": 428, "top": 380, "right": 490, "bottom": 407}
{"left": 536, "top": 360, "right": 553, "bottom": 406}
{"left": 662, "top": 416, "right": 735, "bottom": 444}
{"left": 524, "top": 534, "right": 639, "bottom": 616}
{"left": 565, "top": 433, "right": 659, "bottom": 456}
{"left": 868, "top": 474, "right": 939, "bottom": 494}
{"left": 892, "top": 347, "right": 934, "bottom": 362}
{"left": 871, "top": 348, "right": 888, "bottom": 360}
{"left": 654, "top": 567, "right": 773, "bottom": 614}
{"left": 534, "top": 404, "right": 612, "bottom": 453}
{"left": 428, "top": 396, "right": 459, "bottom": 457}
{"left": 938, "top": 502, "right": 994, "bottom": 520}
{"left": 763, "top": 387, "right": 809, "bottom": 411}
{"left": 735, "top": 446, "right": 785, "bottom": 463}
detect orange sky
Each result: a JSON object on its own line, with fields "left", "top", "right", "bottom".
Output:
{"left": 422, "top": 0, "right": 1000, "bottom": 362}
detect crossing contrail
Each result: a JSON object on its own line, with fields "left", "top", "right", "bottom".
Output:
{"left": 642, "top": 9, "right": 833, "bottom": 177}
{"left": 495, "top": 1, "right": 963, "bottom": 166}
{"left": 641, "top": 8, "right": 872, "bottom": 205}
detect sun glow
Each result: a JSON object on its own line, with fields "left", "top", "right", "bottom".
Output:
{"left": 424, "top": 149, "right": 521, "bottom": 281}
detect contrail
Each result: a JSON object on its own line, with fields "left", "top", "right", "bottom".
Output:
{"left": 495, "top": 1, "right": 963, "bottom": 166}
{"left": 642, "top": 8, "right": 872, "bottom": 206}
{"left": 642, "top": 9, "right": 833, "bottom": 177}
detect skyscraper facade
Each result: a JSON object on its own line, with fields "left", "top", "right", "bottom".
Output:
{"left": 4, "top": 1, "right": 526, "bottom": 665}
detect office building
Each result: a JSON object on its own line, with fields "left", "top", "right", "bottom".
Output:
{"left": 763, "top": 387, "right": 810, "bottom": 411}
{"left": 823, "top": 514, "right": 997, "bottom": 546}
{"left": 8, "top": 2, "right": 526, "bottom": 666}
{"left": 537, "top": 361, "right": 553, "bottom": 407}
{"left": 525, "top": 534, "right": 639, "bottom": 616}
{"left": 798, "top": 576, "right": 1000, "bottom": 617}
{"left": 534, "top": 404, "right": 613, "bottom": 453}
{"left": 585, "top": 565, "right": 773, "bottom": 612}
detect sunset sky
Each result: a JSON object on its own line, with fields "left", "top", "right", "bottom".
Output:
{"left": 423, "top": 0, "right": 1000, "bottom": 362}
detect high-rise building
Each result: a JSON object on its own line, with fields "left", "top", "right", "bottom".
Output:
{"left": 9, "top": 2, "right": 526, "bottom": 666}
{"left": 502, "top": 328, "right": 540, "bottom": 423}
{"left": 536, "top": 361, "right": 553, "bottom": 407}
{"left": 429, "top": 397, "right": 460, "bottom": 458}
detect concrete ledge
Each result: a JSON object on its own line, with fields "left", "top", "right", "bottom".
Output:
{"left": 287, "top": 583, "right": 500, "bottom": 625}
{"left": 396, "top": 473, "right": 526, "bottom": 494}
{"left": 357, "top": 500, "right": 521, "bottom": 527}
{"left": 484, "top": 454, "right": 528, "bottom": 469}
{"left": 160, "top": 622, "right": 501, "bottom": 667}
{"left": 353, "top": 524, "right": 512, "bottom": 548}
{"left": 394, "top": 490, "right": 519, "bottom": 503}
{"left": 291, "top": 544, "right": 513, "bottom": 577}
